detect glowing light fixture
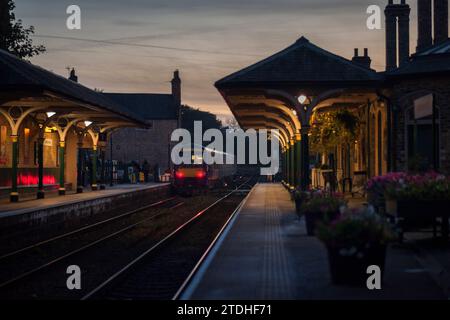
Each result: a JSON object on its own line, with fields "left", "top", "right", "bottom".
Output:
{"left": 298, "top": 94, "right": 307, "bottom": 104}
{"left": 292, "top": 110, "right": 297, "bottom": 116}
{"left": 84, "top": 120, "right": 93, "bottom": 127}
{"left": 46, "top": 112, "right": 56, "bottom": 118}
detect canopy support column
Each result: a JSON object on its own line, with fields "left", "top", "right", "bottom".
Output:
{"left": 10, "top": 135, "right": 19, "bottom": 202}
{"left": 58, "top": 141, "right": 66, "bottom": 195}
{"left": 290, "top": 138, "right": 295, "bottom": 189}
{"left": 37, "top": 130, "right": 45, "bottom": 199}
{"left": 300, "top": 127, "right": 310, "bottom": 191}
{"left": 286, "top": 146, "right": 291, "bottom": 186}
{"left": 295, "top": 134, "right": 301, "bottom": 188}
{"left": 76, "top": 135, "right": 84, "bottom": 193}
{"left": 91, "top": 145, "right": 98, "bottom": 191}
{"left": 100, "top": 146, "right": 106, "bottom": 190}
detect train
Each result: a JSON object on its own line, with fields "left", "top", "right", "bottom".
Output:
{"left": 172, "top": 145, "right": 237, "bottom": 195}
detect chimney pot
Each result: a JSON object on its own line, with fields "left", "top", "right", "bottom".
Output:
{"left": 69, "top": 68, "right": 78, "bottom": 82}
{"left": 352, "top": 48, "right": 372, "bottom": 69}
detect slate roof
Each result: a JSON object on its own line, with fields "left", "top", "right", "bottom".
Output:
{"left": 216, "top": 36, "right": 382, "bottom": 88}
{"left": 388, "top": 39, "right": 450, "bottom": 76}
{"left": 103, "top": 93, "right": 178, "bottom": 120}
{"left": 0, "top": 49, "right": 146, "bottom": 125}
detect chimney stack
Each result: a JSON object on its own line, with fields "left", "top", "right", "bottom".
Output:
{"left": 417, "top": 0, "right": 433, "bottom": 51}
{"left": 385, "top": 1, "right": 397, "bottom": 71}
{"left": 171, "top": 70, "right": 181, "bottom": 107}
{"left": 352, "top": 48, "right": 372, "bottom": 69}
{"left": 385, "top": 0, "right": 410, "bottom": 70}
{"left": 68, "top": 68, "right": 78, "bottom": 82}
{"left": 434, "top": 0, "right": 449, "bottom": 45}
{"left": 398, "top": 2, "right": 410, "bottom": 66}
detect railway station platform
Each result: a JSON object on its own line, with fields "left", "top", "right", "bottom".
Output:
{"left": 0, "top": 183, "right": 170, "bottom": 232}
{"left": 182, "top": 183, "right": 447, "bottom": 300}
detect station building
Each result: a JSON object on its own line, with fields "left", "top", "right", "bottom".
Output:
{"left": 216, "top": 0, "right": 450, "bottom": 191}
{"left": 104, "top": 70, "right": 181, "bottom": 176}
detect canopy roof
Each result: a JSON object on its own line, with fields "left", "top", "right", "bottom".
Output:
{"left": 388, "top": 38, "right": 450, "bottom": 77}
{"left": 215, "top": 37, "right": 382, "bottom": 147}
{"left": 104, "top": 93, "right": 178, "bottom": 121}
{"left": 216, "top": 37, "right": 382, "bottom": 89}
{"left": 0, "top": 49, "right": 146, "bottom": 128}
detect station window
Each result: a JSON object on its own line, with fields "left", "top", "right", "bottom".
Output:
{"left": 406, "top": 96, "right": 440, "bottom": 171}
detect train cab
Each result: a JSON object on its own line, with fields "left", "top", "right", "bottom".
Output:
{"left": 173, "top": 164, "right": 209, "bottom": 194}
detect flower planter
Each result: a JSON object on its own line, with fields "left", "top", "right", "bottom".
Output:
{"left": 326, "top": 244, "right": 387, "bottom": 287}
{"left": 304, "top": 211, "right": 339, "bottom": 236}
{"left": 367, "top": 190, "right": 385, "bottom": 211}
{"left": 305, "top": 212, "right": 318, "bottom": 236}
{"left": 386, "top": 199, "right": 449, "bottom": 228}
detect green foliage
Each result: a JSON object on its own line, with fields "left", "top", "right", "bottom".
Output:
{"left": 310, "top": 109, "right": 359, "bottom": 154}
{"left": 180, "top": 105, "right": 223, "bottom": 135}
{"left": 317, "top": 209, "right": 395, "bottom": 248}
{"left": 0, "top": 0, "right": 45, "bottom": 58}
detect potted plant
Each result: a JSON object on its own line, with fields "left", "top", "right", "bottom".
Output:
{"left": 293, "top": 188, "right": 314, "bottom": 217}
{"left": 384, "top": 172, "right": 450, "bottom": 236}
{"left": 300, "top": 191, "right": 346, "bottom": 236}
{"left": 317, "top": 208, "right": 395, "bottom": 286}
{"left": 366, "top": 172, "right": 408, "bottom": 212}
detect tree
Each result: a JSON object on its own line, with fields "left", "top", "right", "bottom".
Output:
{"left": 0, "top": 0, "right": 45, "bottom": 58}
{"left": 180, "top": 105, "right": 223, "bottom": 136}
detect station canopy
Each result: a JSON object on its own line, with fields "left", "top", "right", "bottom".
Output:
{"left": 0, "top": 49, "right": 147, "bottom": 133}
{"left": 215, "top": 36, "right": 383, "bottom": 148}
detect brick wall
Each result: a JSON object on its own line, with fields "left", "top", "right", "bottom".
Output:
{"left": 391, "top": 75, "right": 450, "bottom": 173}
{"left": 107, "top": 119, "right": 178, "bottom": 173}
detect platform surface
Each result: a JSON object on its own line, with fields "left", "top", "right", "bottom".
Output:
{"left": 0, "top": 183, "right": 169, "bottom": 217}
{"left": 185, "top": 183, "right": 445, "bottom": 300}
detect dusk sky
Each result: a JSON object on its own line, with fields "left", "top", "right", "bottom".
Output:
{"left": 15, "top": 0, "right": 422, "bottom": 123}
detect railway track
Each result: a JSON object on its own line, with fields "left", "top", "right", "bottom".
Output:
{"left": 83, "top": 176, "right": 257, "bottom": 300}
{"left": 0, "top": 197, "right": 183, "bottom": 290}
{"left": 0, "top": 176, "right": 257, "bottom": 299}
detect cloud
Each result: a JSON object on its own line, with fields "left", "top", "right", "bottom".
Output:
{"left": 15, "top": 0, "right": 420, "bottom": 117}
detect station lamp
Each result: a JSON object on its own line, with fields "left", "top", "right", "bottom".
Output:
{"left": 297, "top": 94, "right": 308, "bottom": 105}
{"left": 84, "top": 120, "right": 93, "bottom": 127}
{"left": 46, "top": 112, "right": 56, "bottom": 118}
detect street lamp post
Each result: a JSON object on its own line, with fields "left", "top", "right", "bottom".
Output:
{"left": 110, "top": 133, "right": 114, "bottom": 187}
{"left": 295, "top": 94, "right": 311, "bottom": 191}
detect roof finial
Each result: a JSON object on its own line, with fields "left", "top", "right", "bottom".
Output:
{"left": 296, "top": 36, "right": 310, "bottom": 44}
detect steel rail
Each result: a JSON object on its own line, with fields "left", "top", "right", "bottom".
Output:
{"left": 0, "top": 198, "right": 183, "bottom": 289}
{"left": 81, "top": 177, "right": 255, "bottom": 300}
{"left": 0, "top": 197, "right": 176, "bottom": 261}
